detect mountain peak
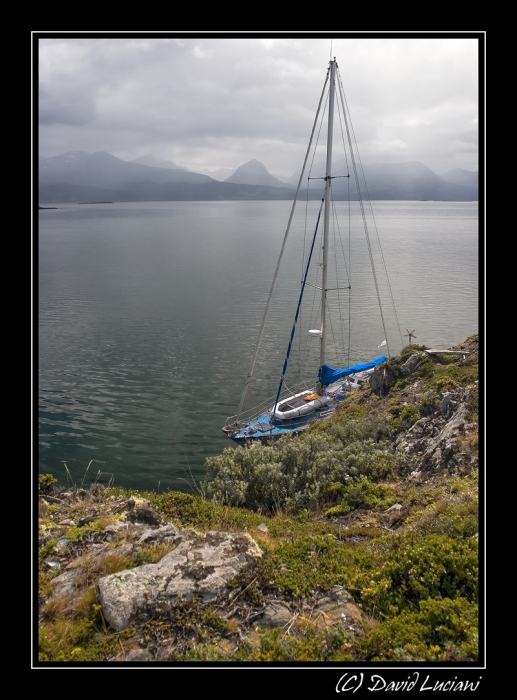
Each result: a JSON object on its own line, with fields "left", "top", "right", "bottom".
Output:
{"left": 225, "top": 159, "right": 294, "bottom": 188}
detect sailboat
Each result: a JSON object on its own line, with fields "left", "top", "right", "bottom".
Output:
{"left": 223, "top": 58, "right": 399, "bottom": 444}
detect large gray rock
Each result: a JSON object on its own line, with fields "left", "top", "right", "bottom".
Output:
{"left": 97, "top": 530, "right": 262, "bottom": 631}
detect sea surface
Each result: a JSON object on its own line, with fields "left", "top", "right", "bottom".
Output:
{"left": 38, "top": 200, "right": 479, "bottom": 492}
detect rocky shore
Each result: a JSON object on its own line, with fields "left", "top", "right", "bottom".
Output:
{"left": 38, "top": 336, "right": 480, "bottom": 663}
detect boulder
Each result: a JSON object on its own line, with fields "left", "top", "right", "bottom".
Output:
{"left": 97, "top": 530, "right": 262, "bottom": 631}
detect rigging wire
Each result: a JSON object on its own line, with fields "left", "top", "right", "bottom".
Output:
{"left": 331, "top": 197, "right": 348, "bottom": 366}
{"left": 334, "top": 84, "right": 353, "bottom": 366}
{"left": 337, "top": 65, "right": 403, "bottom": 351}
{"left": 236, "top": 65, "right": 330, "bottom": 420}
{"left": 335, "top": 64, "right": 393, "bottom": 357}
{"left": 296, "top": 86, "right": 330, "bottom": 377}
{"left": 273, "top": 199, "right": 325, "bottom": 414}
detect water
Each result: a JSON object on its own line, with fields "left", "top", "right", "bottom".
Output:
{"left": 38, "top": 200, "right": 479, "bottom": 492}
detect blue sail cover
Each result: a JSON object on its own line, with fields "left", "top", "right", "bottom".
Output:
{"left": 318, "top": 355, "right": 387, "bottom": 386}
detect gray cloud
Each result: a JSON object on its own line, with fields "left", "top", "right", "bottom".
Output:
{"left": 37, "top": 36, "right": 480, "bottom": 176}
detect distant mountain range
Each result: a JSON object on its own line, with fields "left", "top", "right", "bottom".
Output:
{"left": 38, "top": 151, "right": 478, "bottom": 203}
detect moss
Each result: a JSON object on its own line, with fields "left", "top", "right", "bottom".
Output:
{"left": 426, "top": 364, "right": 478, "bottom": 392}
{"left": 326, "top": 478, "right": 398, "bottom": 516}
{"left": 131, "top": 542, "right": 177, "bottom": 566}
{"left": 358, "top": 533, "right": 478, "bottom": 616}
{"left": 240, "top": 535, "right": 374, "bottom": 598}
{"left": 358, "top": 597, "right": 478, "bottom": 661}
{"left": 153, "top": 490, "right": 267, "bottom": 531}
{"left": 234, "top": 626, "right": 354, "bottom": 662}
{"left": 62, "top": 521, "right": 103, "bottom": 543}
{"left": 388, "top": 402, "right": 420, "bottom": 431}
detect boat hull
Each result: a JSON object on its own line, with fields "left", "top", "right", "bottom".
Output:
{"left": 228, "top": 406, "right": 336, "bottom": 444}
{"left": 225, "top": 369, "right": 377, "bottom": 444}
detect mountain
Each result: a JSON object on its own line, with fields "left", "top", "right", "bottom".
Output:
{"left": 289, "top": 160, "right": 478, "bottom": 201}
{"left": 39, "top": 151, "right": 213, "bottom": 190}
{"left": 225, "top": 159, "right": 295, "bottom": 188}
{"left": 38, "top": 152, "right": 478, "bottom": 203}
{"left": 130, "top": 154, "right": 188, "bottom": 171}
{"left": 438, "top": 168, "right": 478, "bottom": 191}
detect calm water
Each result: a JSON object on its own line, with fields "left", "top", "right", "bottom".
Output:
{"left": 38, "top": 200, "right": 479, "bottom": 492}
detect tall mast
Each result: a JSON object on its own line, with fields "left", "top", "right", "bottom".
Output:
{"left": 319, "top": 58, "right": 336, "bottom": 378}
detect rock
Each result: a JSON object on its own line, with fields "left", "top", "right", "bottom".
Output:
{"left": 104, "top": 519, "right": 150, "bottom": 542}
{"left": 138, "top": 524, "right": 183, "bottom": 546}
{"left": 58, "top": 519, "right": 75, "bottom": 526}
{"left": 127, "top": 507, "right": 162, "bottom": 527}
{"left": 104, "top": 520, "right": 134, "bottom": 541}
{"left": 385, "top": 503, "right": 403, "bottom": 512}
{"left": 257, "top": 523, "right": 268, "bottom": 533}
{"left": 44, "top": 560, "right": 61, "bottom": 569}
{"left": 97, "top": 531, "right": 263, "bottom": 631}
{"left": 257, "top": 601, "right": 292, "bottom": 628}
{"left": 379, "top": 503, "right": 410, "bottom": 528}
{"left": 49, "top": 568, "right": 84, "bottom": 599}
{"left": 401, "top": 352, "right": 426, "bottom": 376}
{"left": 420, "top": 404, "right": 469, "bottom": 472}
{"left": 311, "top": 586, "right": 364, "bottom": 630}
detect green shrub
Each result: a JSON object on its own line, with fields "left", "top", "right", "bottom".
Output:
{"left": 359, "top": 534, "right": 478, "bottom": 616}
{"left": 201, "top": 434, "right": 397, "bottom": 514}
{"left": 237, "top": 626, "right": 353, "bottom": 662}
{"left": 358, "top": 597, "right": 478, "bottom": 661}
{"left": 327, "top": 477, "right": 397, "bottom": 516}
{"left": 39, "top": 474, "right": 57, "bottom": 493}
{"left": 388, "top": 403, "right": 420, "bottom": 431}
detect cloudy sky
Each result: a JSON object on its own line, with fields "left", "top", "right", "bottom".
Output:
{"left": 37, "top": 34, "right": 481, "bottom": 177}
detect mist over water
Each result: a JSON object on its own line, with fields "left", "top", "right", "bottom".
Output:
{"left": 38, "top": 200, "right": 478, "bottom": 492}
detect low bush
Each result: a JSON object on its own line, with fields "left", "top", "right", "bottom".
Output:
{"left": 201, "top": 433, "right": 397, "bottom": 514}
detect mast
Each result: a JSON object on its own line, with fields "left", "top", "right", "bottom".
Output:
{"left": 316, "top": 58, "right": 336, "bottom": 393}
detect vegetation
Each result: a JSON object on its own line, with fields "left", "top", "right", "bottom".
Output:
{"left": 37, "top": 336, "right": 480, "bottom": 663}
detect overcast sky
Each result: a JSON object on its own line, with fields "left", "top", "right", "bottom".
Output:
{"left": 37, "top": 35, "right": 481, "bottom": 177}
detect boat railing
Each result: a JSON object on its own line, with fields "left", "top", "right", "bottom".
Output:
{"left": 223, "top": 380, "right": 316, "bottom": 431}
